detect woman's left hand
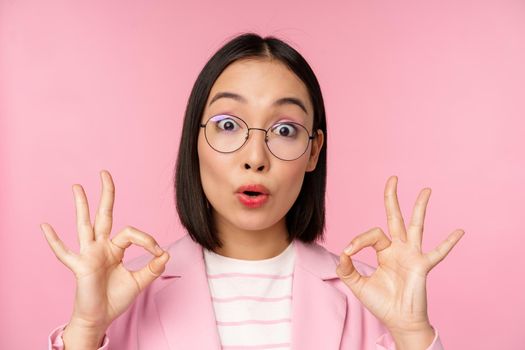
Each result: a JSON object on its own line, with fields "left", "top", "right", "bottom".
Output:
{"left": 336, "top": 176, "right": 465, "bottom": 337}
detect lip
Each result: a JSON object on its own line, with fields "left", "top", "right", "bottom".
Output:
{"left": 236, "top": 184, "right": 270, "bottom": 195}
{"left": 235, "top": 192, "right": 269, "bottom": 208}
{"left": 235, "top": 184, "right": 270, "bottom": 208}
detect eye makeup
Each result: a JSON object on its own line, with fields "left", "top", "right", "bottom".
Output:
{"left": 206, "top": 111, "right": 307, "bottom": 130}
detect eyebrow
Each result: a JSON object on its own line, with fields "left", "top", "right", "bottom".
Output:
{"left": 208, "top": 91, "right": 309, "bottom": 114}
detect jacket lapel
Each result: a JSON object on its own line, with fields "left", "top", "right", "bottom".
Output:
{"left": 154, "top": 235, "right": 222, "bottom": 349}
{"left": 291, "top": 239, "right": 347, "bottom": 350}
{"left": 154, "top": 235, "right": 347, "bottom": 350}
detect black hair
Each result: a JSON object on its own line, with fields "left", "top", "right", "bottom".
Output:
{"left": 174, "top": 32, "right": 327, "bottom": 251}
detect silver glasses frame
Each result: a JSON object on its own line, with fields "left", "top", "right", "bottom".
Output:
{"left": 199, "top": 114, "right": 316, "bottom": 161}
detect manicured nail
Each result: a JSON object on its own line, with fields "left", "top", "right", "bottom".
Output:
{"left": 344, "top": 244, "right": 353, "bottom": 255}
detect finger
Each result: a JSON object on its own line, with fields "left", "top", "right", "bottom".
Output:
{"left": 425, "top": 229, "right": 465, "bottom": 270}
{"left": 111, "top": 226, "right": 164, "bottom": 257}
{"left": 73, "top": 184, "right": 95, "bottom": 246}
{"left": 94, "top": 170, "right": 115, "bottom": 240}
{"left": 40, "top": 223, "right": 77, "bottom": 270}
{"left": 384, "top": 176, "right": 407, "bottom": 241}
{"left": 406, "top": 187, "right": 432, "bottom": 248}
{"left": 131, "top": 251, "right": 171, "bottom": 292}
{"left": 343, "top": 227, "right": 391, "bottom": 257}
{"left": 336, "top": 252, "right": 368, "bottom": 296}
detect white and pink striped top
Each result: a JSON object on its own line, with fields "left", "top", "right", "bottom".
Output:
{"left": 203, "top": 241, "right": 295, "bottom": 350}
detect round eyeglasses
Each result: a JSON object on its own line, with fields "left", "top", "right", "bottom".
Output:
{"left": 200, "top": 114, "right": 316, "bottom": 161}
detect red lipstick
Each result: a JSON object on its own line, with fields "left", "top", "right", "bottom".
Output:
{"left": 235, "top": 184, "right": 270, "bottom": 208}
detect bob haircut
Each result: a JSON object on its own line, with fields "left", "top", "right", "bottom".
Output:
{"left": 175, "top": 32, "right": 328, "bottom": 251}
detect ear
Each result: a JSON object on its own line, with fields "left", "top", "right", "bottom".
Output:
{"left": 305, "top": 129, "right": 324, "bottom": 172}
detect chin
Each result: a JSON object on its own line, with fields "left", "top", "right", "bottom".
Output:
{"left": 233, "top": 215, "right": 280, "bottom": 232}
{"left": 216, "top": 209, "right": 282, "bottom": 233}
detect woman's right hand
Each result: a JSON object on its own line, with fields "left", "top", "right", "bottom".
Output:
{"left": 41, "top": 170, "right": 170, "bottom": 342}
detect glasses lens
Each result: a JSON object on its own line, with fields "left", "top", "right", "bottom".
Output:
{"left": 267, "top": 122, "right": 310, "bottom": 160}
{"left": 205, "top": 114, "right": 247, "bottom": 153}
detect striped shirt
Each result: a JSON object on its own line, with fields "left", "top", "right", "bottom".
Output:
{"left": 203, "top": 241, "right": 295, "bottom": 350}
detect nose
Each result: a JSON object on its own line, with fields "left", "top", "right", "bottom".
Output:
{"left": 242, "top": 128, "right": 270, "bottom": 172}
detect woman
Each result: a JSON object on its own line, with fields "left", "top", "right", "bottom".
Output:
{"left": 43, "top": 32, "right": 464, "bottom": 349}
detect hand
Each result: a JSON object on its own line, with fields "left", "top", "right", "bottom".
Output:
{"left": 336, "top": 176, "right": 464, "bottom": 336}
{"left": 41, "top": 170, "right": 170, "bottom": 335}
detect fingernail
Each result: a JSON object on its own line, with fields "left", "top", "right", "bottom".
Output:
{"left": 155, "top": 245, "right": 164, "bottom": 255}
{"left": 344, "top": 244, "right": 353, "bottom": 255}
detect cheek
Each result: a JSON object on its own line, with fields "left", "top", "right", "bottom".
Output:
{"left": 198, "top": 135, "right": 215, "bottom": 183}
{"left": 276, "top": 160, "right": 309, "bottom": 204}
{"left": 198, "top": 134, "right": 229, "bottom": 199}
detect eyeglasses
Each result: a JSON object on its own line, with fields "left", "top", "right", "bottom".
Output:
{"left": 200, "top": 114, "right": 316, "bottom": 161}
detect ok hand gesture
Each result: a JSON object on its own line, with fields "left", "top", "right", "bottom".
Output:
{"left": 336, "top": 176, "right": 464, "bottom": 342}
{"left": 41, "top": 170, "right": 170, "bottom": 343}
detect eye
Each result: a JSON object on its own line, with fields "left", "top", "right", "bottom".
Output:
{"left": 215, "top": 117, "right": 240, "bottom": 132}
{"left": 271, "top": 123, "right": 297, "bottom": 138}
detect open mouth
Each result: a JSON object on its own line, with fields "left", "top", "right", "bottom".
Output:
{"left": 236, "top": 184, "right": 270, "bottom": 208}
{"left": 237, "top": 190, "right": 269, "bottom": 208}
{"left": 243, "top": 191, "right": 262, "bottom": 197}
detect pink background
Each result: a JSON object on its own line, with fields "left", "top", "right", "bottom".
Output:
{"left": 1, "top": 0, "right": 524, "bottom": 348}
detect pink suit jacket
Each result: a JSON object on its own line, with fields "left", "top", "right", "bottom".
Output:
{"left": 49, "top": 234, "right": 444, "bottom": 349}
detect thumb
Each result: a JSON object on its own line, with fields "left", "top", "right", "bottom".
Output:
{"left": 148, "top": 251, "right": 171, "bottom": 276}
{"left": 336, "top": 253, "right": 365, "bottom": 289}
{"left": 132, "top": 251, "right": 170, "bottom": 291}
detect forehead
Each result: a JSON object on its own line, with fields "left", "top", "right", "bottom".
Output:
{"left": 205, "top": 58, "right": 313, "bottom": 117}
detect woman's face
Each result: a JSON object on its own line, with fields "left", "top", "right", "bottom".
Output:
{"left": 198, "top": 58, "right": 324, "bottom": 235}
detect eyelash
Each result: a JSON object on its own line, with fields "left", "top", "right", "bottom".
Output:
{"left": 213, "top": 113, "right": 300, "bottom": 127}
{"left": 271, "top": 123, "right": 297, "bottom": 136}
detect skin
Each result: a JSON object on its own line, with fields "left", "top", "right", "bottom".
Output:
{"left": 41, "top": 171, "right": 170, "bottom": 349}
{"left": 197, "top": 57, "right": 324, "bottom": 260}
{"left": 41, "top": 58, "right": 465, "bottom": 349}
{"left": 336, "top": 176, "right": 465, "bottom": 348}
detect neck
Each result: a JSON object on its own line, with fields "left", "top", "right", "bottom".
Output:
{"left": 211, "top": 214, "right": 291, "bottom": 260}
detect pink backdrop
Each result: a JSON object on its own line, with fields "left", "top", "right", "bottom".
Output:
{"left": 1, "top": 0, "right": 524, "bottom": 348}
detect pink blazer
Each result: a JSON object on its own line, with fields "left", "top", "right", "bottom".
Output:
{"left": 49, "top": 234, "right": 444, "bottom": 349}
